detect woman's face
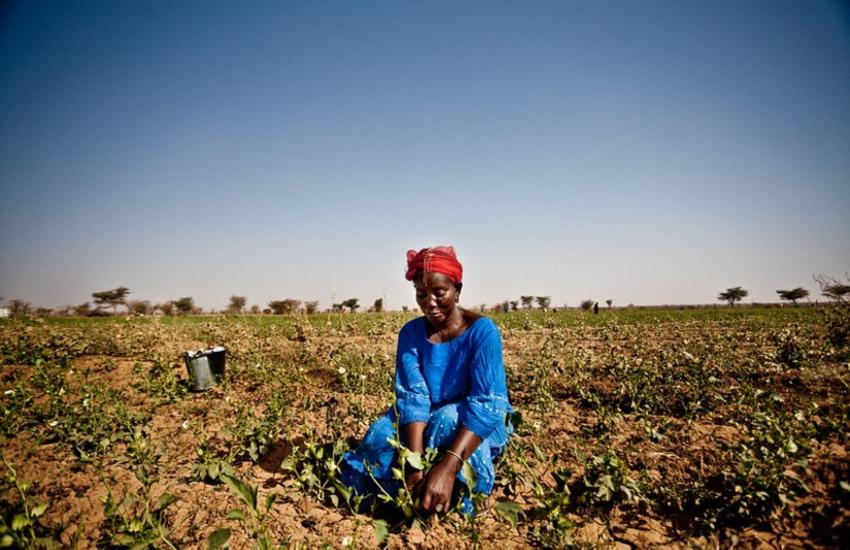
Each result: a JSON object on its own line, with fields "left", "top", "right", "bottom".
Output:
{"left": 414, "top": 272, "right": 461, "bottom": 325}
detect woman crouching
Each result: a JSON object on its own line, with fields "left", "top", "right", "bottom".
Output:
{"left": 341, "top": 246, "right": 512, "bottom": 514}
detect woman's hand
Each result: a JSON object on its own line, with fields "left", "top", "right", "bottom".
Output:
{"left": 416, "top": 456, "right": 459, "bottom": 513}
{"left": 405, "top": 469, "right": 424, "bottom": 492}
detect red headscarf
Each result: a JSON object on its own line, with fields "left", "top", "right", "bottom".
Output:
{"left": 405, "top": 246, "right": 463, "bottom": 284}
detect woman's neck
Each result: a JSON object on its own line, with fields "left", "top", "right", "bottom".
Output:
{"left": 425, "top": 308, "right": 465, "bottom": 340}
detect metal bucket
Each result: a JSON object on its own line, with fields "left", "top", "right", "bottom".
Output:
{"left": 184, "top": 346, "right": 226, "bottom": 391}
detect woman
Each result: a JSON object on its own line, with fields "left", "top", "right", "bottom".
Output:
{"left": 341, "top": 246, "right": 512, "bottom": 515}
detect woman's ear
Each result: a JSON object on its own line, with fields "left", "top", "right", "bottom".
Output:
{"left": 455, "top": 282, "right": 463, "bottom": 299}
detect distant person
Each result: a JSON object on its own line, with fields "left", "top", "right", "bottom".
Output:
{"left": 593, "top": 301, "right": 599, "bottom": 315}
{"left": 341, "top": 246, "right": 512, "bottom": 515}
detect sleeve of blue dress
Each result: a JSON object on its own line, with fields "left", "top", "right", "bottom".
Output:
{"left": 394, "top": 322, "right": 431, "bottom": 424}
{"left": 459, "top": 319, "right": 510, "bottom": 440}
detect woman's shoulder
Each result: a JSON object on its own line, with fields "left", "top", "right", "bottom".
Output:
{"left": 462, "top": 311, "right": 500, "bottom": 338}
{"left": 399, "top": 316, "right": 425, "bottom": 338}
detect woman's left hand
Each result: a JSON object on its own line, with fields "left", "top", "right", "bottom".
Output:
{"left": 416, "top": 457, "right": 458, "bottom": 513}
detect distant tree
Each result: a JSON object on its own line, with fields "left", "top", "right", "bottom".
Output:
{"left": 127, "top": 300, "right": 152, "bottom": 315}
{"left": 228, "top": 295, "right": 247, "bottom": 314}
{"left": 342, "top": 298, "right": 360, "bottom": 313}
{"left": 815, "top": 273, "right": 850, "bottom": 302}
{"left": 304, "top": 301, "right": 319, "bottom": 314}
{"left": 718, "top": 287, "right": 748, "bottom": 307}
{"left": 262, "top": 308, "right": 272, "bottom": 314}
{"left": 34, "top": 307, "right": 53, "bottom": 317}
{"left": 88, "top": 306, "right": 110, "bottom": 317}
{"left": 173, "top": 297, "right": 196, "bottom": 315}
{"left": 776, "top": 288, "right": 809, "bottom": 306}
{"left": 92, "top": 287, "right": 131, "bottom": 314}
{"left": 822, "top": 284, "right": 850, "bottom": 301}
{"left": 156, "top": 302, "right": 175, "bottom": 316}
{"left": 402, "top": 305, "right": 409, "bottom": 313}
{"left": 331, "top": 303, "right": 345, "bottom": 313}
{"left": 509, "top": 300, "right": 519, "bottom": 312}
{"left": 580, "top": 299, "right": 594, "bottom": 311}
{"left": 250, "top": 305, "right": 260, "bottom": 314}
{"left": 373, "top": 298, "right": 384, "bottom": 313}
{"left": 535, "top": 296, "right": 551, "bottom": 310}
{"left": 268, "top": 299, "right": 301, "bottom": 315}
{"left": 520, "top": 296, "right": 534, "bottom": 310}
{"left": 606, "top": 299, "right": 613, "bottom": 309}
{"left": 9, "top": 299, "right": 31, "bottom": 318}
{"left": 54, "top": 305, "right": 73, "bottom": 317}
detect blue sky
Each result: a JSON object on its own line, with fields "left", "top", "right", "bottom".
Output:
{"left": 1, "top": 0, "right": 849, "bottom": 311}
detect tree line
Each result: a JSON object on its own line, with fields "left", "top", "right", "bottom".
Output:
{"left": 3, "top": 276, "right": 848, "bottom": 318}
{"left": 717, "top": 278, "right": 850, "bottom": 307}
{"left": 0, "top": 288, "right": 385, "bottom": 317}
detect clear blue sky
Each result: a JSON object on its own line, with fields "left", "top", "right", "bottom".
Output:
{"left": 1, "top": 1, "right": 849, "bottom": 311}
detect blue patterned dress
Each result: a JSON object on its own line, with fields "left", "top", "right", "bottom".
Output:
{"left": 341, "top": 316, "right": 512, "bottom": 512}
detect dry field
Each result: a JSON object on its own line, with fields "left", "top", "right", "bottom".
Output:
{"left": 1, "top": 306, "right": 848, "bottom": 548}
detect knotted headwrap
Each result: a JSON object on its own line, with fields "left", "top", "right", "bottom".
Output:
{"left": 405, "top": 246, "right": 463, "bottom": 284}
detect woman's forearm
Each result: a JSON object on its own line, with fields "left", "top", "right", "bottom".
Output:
{"left": 401, "top": 421, "right": 426, "bottom": 453}
{"left": 443, "top": 426, "right": 481, "bottom": 470}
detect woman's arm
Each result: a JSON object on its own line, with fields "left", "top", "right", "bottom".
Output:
{"left": 395, "top": 323, "right": 432, "bottom": 489}
{"left": 402, "top": 421, "right": 426, "bottom": 489}
{"left": 417, "top": 426, "right": 481, "bottom": 512}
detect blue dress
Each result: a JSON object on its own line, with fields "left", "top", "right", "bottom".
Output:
{"left": 341, "top": 316, "right": 512, "bottom": 513}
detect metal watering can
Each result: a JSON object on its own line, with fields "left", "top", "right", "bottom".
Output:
{"left": 184, "top": 346, "right": 226, "bottom": 391}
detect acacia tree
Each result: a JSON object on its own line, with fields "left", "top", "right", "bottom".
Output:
{"left": 823, "top": 284, "right": 850, "bottom": 301}
{"left": 304, "top": 301, "right": 319, "bottom": 314}
{"left": 268, "top": 299, "right": 300, "bottom": 314}
{"left": 718, "top": 287, "right": 748, "bottom": 307}
{"left": 342, "top": 298, "right": 360, "bottom": 313}
{"left": 8, "top": 299, "right": 31, "bottom": 318}
{"left": 92, "top": 287, "right": 131, "bottom": 314}
{"left": 372, "top": 298, "right": 384, "bottom": 313}
{"left": 127, "top": 300, "right": 152, "bottom": 315}
{"left": 606, "top": 299, "right": 613, "bottom": 309}
{"left": 509, "top": 300, "right": 519, "bottom": 312}
{"left": 173, "top": 297, "right": 195, "bottom": 315}
{"left": 776, "top": 287, "right": 809, "bottom": 306}
{"left": 580, "top": 299, "right": 594, "bottom": 311}
{"left": 535, "top": 296, "right": 551, "bottom": 310}
{"left": 520, "top": 296, "right": 534, "bottom": 310}
{"left": 228, "top": 295, "right": 247, "bottom": 314}
{"left": 816, "top": 273, "right": 850, "bottom": 302}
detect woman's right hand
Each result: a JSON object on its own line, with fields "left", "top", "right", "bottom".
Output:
{"left": 406, "top": 469, "right": 424, "bottom": 492}
{"left": 415, "top": 457, "right": 458, "bottom": 513}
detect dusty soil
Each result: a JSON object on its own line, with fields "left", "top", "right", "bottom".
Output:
{"left": 1, "top": 311, "right": 849, "bottom": 548}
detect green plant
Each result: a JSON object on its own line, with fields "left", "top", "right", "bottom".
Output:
{"left": 577, "top": 448, "right": 641, "bottom": 507}
{"left": 99, "top": 483, "right": 179, "bottom": 549}
{"left": 220, "top": 392, "right": 290, "bottom": 465}
{"left": 98, "top": 422, "right": 179, "bottom": 548}
{"left": 515, "top": 445, "right": 574, "bottom": 547}
{"left": 280, "top": 436, "right": 353, "bottom": 509}
{"left": 771, "top": 326, "right": 812, "bottom": 368}
{"left": 1, "top": 457, "right": 56, "bottom": 548}
{"left": 190, "top": 435, "right": 234, "bottom": 484}
{"left": 216, "top": 473, "right": 280, "bottom": 550}
{"left": 1, "top": 384, "right": 34, "bottom": 437}
{"left": 134, "top": 357, "right": 187, "bottom": 404}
